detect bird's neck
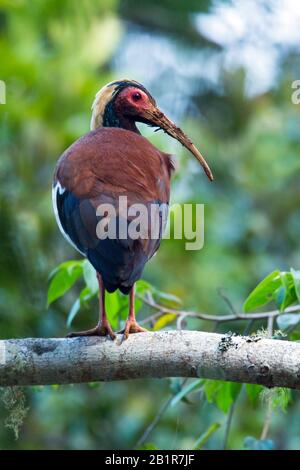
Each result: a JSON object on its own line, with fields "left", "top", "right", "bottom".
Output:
{"left": 102, "top": 101, "right": 140, "bottom": 134}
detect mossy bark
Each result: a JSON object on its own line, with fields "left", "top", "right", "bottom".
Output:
{"left": 0, "top": 331, "right": 300, "bottom": 388}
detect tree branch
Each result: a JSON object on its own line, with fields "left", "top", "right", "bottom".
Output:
{"left": 1, "top": 331, "right": 300, "bottom": 388}
{"left": 138, "top": 295, "right": 300, "bottom": 325}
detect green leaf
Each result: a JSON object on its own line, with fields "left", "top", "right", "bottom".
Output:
{"left": 276, "top": 272, "right": 297, "bottom": 311}
{"left": 291, "top": 268, "right": 300, "bottom": 303}
{"left": 270, "top": 388, "right": 291, "bottom": 412}
{"left": 276, "top": 313, "right": 300, "bottom": 330}
{"left": 170, "top": 379, "right": 203, "bottom": 407}
{"left": 136, "top": 279, "right": 153, "bottom": 294}
{"left": 204, "top": 380, "right": 242, "bottom": 413}
{"left": 260, "top": 388, "right": 291, "bottom": 414}
{"left": 67, "top": 298, "right": 80, "bottom": 327}
{"left": 105, "top": 291, "right": 122, "bottom": 329}
{"left": 66, "top": 286, "right": 98, "bottom": 327}
{"left": 243, "top": 270, "right": 281, "bottom": 312}
{"left": 193, "top": 422, "right": 221, "bottom": 450}
{"left": 47, "top": 265, "right": 83, "bottom": 306}
{"left": 48, "top": 260, "right": 84, "bottom": 280}
{"left": 82, "top": 260, "right": 98, "bottom": 294}
{"left": 79, "top": 286, "right": 96, "bottom": 305}
{"left": 154, "top": 313, "right": 177, "bottom": 331}
{"left": 245, "top": 384, "right": 264, "bottom": 406}
{"left": 244, "top": 436, "right": 275, "bottom": 450}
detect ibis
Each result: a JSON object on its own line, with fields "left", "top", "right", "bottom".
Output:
{"left": 52, "top": 79, "right": 213, "bottom": 339}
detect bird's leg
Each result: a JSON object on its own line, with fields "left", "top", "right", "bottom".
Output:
{"left": 67, "top": 273, "right": 116, "bottom": 340}
{"left": 120, "top": 285, "right": 147, "bottom": 340}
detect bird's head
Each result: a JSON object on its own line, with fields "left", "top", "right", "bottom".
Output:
{"left": 91, "top": 79, "right": 213, "bottom": 181}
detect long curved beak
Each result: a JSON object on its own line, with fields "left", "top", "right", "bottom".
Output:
{"left": 141, "top": 106, "right": 214, "bottom": 181}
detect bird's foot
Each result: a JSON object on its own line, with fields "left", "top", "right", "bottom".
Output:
{"left": 67, "top": 320, "right": 116, "bottom": 340}
{"left": 119, "top": 319, "right": 147, "bottom": 341}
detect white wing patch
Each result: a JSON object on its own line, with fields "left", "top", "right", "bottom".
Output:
{"left": 52, "top": 181, "right": 85, "bottom": 256}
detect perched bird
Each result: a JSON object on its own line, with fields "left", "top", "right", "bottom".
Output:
{"left": 53, "top": 79, "right": 213, "bottom": 339}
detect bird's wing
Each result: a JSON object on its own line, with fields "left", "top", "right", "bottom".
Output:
{"left": 53, "top": 127, "right": 173, "bottom": 292}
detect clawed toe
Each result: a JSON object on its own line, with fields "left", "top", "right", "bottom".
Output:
{"left": 67, "top": 322, "right": 116, "bottom": 340}
{"left": 119, "top": 321, "right": 147, "bottom": 341}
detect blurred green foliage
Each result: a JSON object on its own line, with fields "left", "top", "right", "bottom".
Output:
{"left": 1, "top": 0, "right": 300, "bottom": 450}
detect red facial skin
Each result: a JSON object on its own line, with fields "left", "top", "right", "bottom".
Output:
{"left": 114, "top": 87, "right": 155, "bottom": 125}
{"left": 112, "top": 86, "right": 214, "bottom": 180}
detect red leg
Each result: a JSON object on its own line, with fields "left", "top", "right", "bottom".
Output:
{"left": 67, "top": 272, "right": 116, "bottom": 340}
{"left": 120, "top": 285, "right": 147, "bottom": 340}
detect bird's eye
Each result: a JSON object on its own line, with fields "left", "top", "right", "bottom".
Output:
{"left": 132, "top": 92, "right": 142, "bottom": 102}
